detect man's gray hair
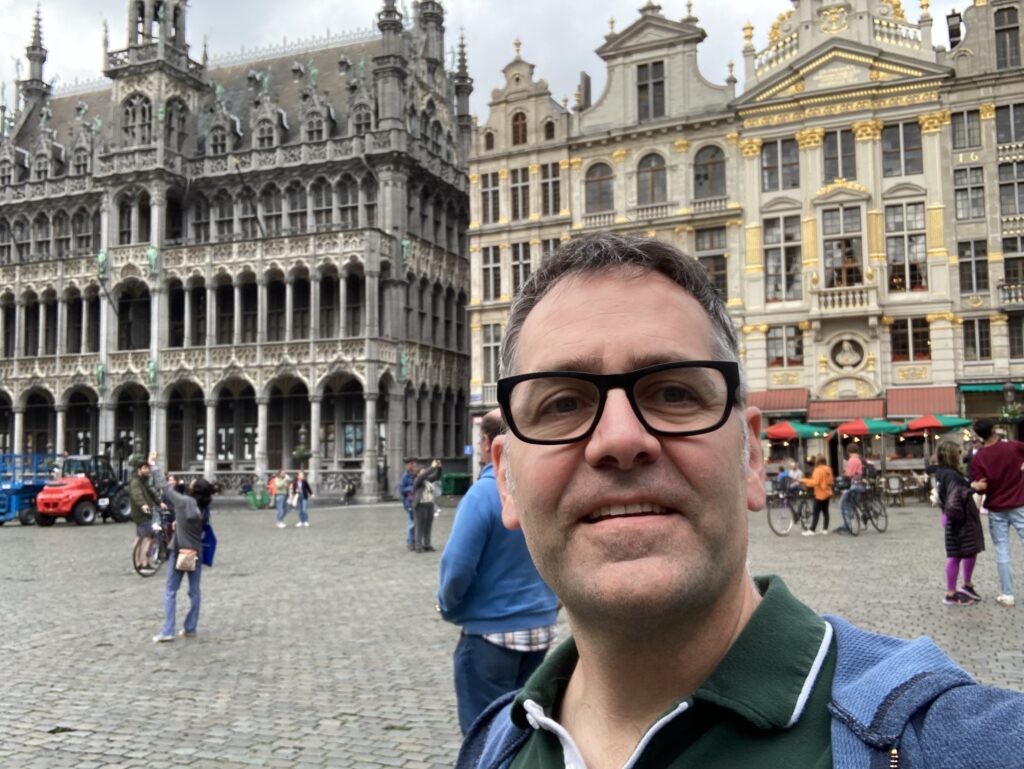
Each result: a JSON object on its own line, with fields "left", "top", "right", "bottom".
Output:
{"left": 500, "top": 233, "right": 747, "bottom": 405}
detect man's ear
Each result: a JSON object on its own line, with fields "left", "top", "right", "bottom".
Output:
{"left": 743, "top": 405, "right": 766, "bottom": 513}
{"left": 492, "top": 435, "right": 521, "bottom": 531}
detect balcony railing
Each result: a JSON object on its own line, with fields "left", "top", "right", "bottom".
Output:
{"left": 999, "top": 281, "right": 1024, "bottom": 308}
{"left": 812, "top": 284, "right": 878, "bottom": 314}
{"left": 692, "top": 197, "right": 728, "bottom": 215}
{"left": 755, "top": 34, "right": 799, "bottom": 75}
{"left": 631, "top": 203, "right": 674, "bottom": 221}
{"left": 872, "top": 18, "right": 922, "bottom": 50}
{"left": 482, "top": 383, "right": 498, "bottom": 406}
{"left": 582, "top": 212, "right": 615, "bottom": 228}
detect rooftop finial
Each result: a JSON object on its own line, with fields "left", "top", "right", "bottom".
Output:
{"left": 609, "top": 17, "right": 616, "bottom": 34}
{"left": 743, "top": 20, "right": 754, "bottom": 47}
{"left": 514, "top": 37, "right": 522, "bottom": 58}
{"left": 31, "top": 4, "right": 43, "bottom": 49}
{"left": 920, "top": 0, "right": 931, "bottom": 17}
{"left": 685, "top": 1, "right": 695, "bottom": 20}
{"left": 457, "top": 30, "right": 468, "bottom": 76}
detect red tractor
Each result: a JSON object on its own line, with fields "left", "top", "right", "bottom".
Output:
{"left": 34, "top": 455, "right": 131, "bottom": 526}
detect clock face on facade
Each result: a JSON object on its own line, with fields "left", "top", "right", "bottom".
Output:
{"left": 831, "top": 338, "right": 864, "bottom": 370}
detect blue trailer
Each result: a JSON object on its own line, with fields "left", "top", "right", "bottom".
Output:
{"left": 0, "top": 454, "right": 59, "bottom": 526}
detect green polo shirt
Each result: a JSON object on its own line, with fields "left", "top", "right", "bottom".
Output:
{"left": 508, "top": 576, "right": 835, "bottom": 769}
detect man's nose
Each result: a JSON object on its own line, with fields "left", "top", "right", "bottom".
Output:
{"left": 584, "top": 388, "right": 661, "bottom": 469}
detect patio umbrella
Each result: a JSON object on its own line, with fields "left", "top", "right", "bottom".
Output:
{"left": 764, "top": 421, "right": 831, "bottom": 440}
{"left": 836, "top": 418, "right": 906, "bottom": 436}
{"left": 905, "top": 415, "right": 973, "bottom": 432}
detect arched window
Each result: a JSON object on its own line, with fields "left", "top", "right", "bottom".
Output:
{"left": 255, "top": 119, "right": 275, "bottom": 149}
{"left": 511, "top": 112, "right": 527, "bottom": 145}
{"left": 311, "top": 178, "right": 332, "bottom": 228}
{"left": 585, "top": 163, "right": 614, "bottom": 213}
{"left": 72, "top": 208, "right": 94, "bottom": 253}
{"left": 260, "top": 185, "right": 282, "bottom": 235}
{"left": 693, "top": 146, "right": 726, "bottom": 199}
{"left": 362, "top": 175, "right": 378, "bottom": 228}
{"left": 121, "top": 94, "right": 153, "bottom": 146}
{"left": 33, "top": 155, "right": 49, "bottom": 181}
{"left": 209, "top": 126, "right": 227, "bottom": 156}
{"left": 12, "top": 217, "right": 29, "bottom": 259}
{"left": 118, "top": 196, "right": 133, "bottom": 245}
{"left": 72, "top": 149, "right": 89, "bottom": 176}
{"left": 637, "top": 153, "right": 667, "bottom": 207}
{"left": 484, "top": 131, "right": 495, "bottom": 151}
{"left": 239, "top": 188, "right": 258, "bottom": 239}
{"left": 165, "top": 98, "right": 188, "bottom": 152}
{"left": 0, "top": 218, "right": 10, "bottom": 262}
{"left": 191, "top": 195, "right": 210, "bottom": 242}
{"left": 306, "top": 111, "right": 325, "bottom": 142}
{"left": 337, "top": 175, "right": 358, "bottom": 229}
{"left": 544, "top": 120, "right": 556, "bottom": 141}
{"left": 286, "top": 182, "right": 307, "bottom": 233}
{"left": 353, "top": 106, "right": 372, "bottom": 136}
{"left": 53, "top": 211, "right": 71, "bottom": 257}
{"left": 0, "top": 160, "right": 12, "bottom": 186}
{"left": 33, "top": 213, "right": 51, "bottom": 257}
{"left": 214, "top": 191, "right": 234, "bottom": 241}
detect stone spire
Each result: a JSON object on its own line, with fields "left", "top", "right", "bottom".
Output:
{"left": 378, "top": 0, "right": 404, "bottom": 35}
{"left": 21, "top": 5, "right": 51, "bottom": 101}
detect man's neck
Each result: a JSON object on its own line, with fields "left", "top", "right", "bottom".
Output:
{"left": 557, "top": 576, "right": 761, "bottom": 769}
{"left": 984, "top": 437, "right": 999, "bottom": 447}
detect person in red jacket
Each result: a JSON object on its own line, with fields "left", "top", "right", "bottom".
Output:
{"left": 969, "top": 418, "right": 1024, "bottom": 607}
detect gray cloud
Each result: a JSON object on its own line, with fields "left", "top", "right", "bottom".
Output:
{"left": 0, "top": 2, "right": 959, "bottom": 121}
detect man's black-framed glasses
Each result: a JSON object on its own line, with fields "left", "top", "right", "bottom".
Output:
{"left": 497, "top": 360, "right": 741, "bottom": 445}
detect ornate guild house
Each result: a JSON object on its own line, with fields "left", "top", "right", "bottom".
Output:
{"left": 468, "top": 0, "right": 1024, "bottom": 469}
{"left": 0, "top": 1, "right": 473, "bottom": 499}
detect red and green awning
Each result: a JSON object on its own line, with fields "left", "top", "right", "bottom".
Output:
{"left": 904, "top": 415, "right": 973, "bottom": 432}
{"left": 764, "top": 421, "right": 832, "bottom": 441}
{"left": 835, "top": 418, "right": 906, "bottom": 437}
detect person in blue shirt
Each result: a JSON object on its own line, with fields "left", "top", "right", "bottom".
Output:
{"left": 397, "top": 458, "right": 418, "bottom": 551}
{"left": 438, "top": 409, "right": 558, "bottom": 735}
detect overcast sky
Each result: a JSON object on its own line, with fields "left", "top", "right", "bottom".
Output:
{"left": 0, "top": 1, "right": 958, "bottom": 121}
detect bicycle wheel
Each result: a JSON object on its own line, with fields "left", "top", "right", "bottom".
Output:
{"left": 793, "top": 497, "right": 813, "bottom": 532}
{"left": 767, "top": 500, "right": 794, "bottom": 536}
{"left": 846, "top": 502, "right": 862, "bottom": 536}
{"left": 868, "top": 497, "right": 888, "bottom": 532}
{"left": 134, "top": 536, "right": 164, "bottom": 577}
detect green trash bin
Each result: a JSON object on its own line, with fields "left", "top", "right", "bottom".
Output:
{"left": 441, "top": 473, "right": 473, "bottom": 496}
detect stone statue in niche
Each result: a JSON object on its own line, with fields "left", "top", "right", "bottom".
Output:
{"left": 832, "top": 339, "right": 864, "bottom": 370}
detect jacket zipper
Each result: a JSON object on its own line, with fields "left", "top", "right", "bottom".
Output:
{"left": 889, "top": 747, "right": 900, "bottom": 769}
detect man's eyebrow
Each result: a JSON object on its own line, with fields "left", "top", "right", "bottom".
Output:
{"left": 529, "top": 354, "right": 705, "bottom": 373}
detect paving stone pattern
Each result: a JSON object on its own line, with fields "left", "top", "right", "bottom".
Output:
{"left": 1, "top": 497, "right": 1021, "bottom": 768}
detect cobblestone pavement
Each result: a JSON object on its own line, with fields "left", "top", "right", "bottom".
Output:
{"left": 1, "top": 495, "right": 1022, "bottom": 768}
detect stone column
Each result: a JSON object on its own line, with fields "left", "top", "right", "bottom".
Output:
{"left": 55, "top": 297, "right": 66, "bottom": 356}
{"left": 204, "top": 398, "right": 217, "bottom": 477}
{"left": 183, "top": 284, "right": 193, "bottom": 347}
{"left": 55, "top": 405, "right": 67, "bottom": 455}
{"left": 151, "top": 399, "right": 167, "bottom": 460}
{"left": 233, "top": 281, "right": 243, "bottom": 345}
{"left": 131, "top": 201, "right": 140, "bottom": 244}
{"left": 13, "top": 408, "right": 24, "bottom": 454}
{"left": 310, "top": 271, "right": 322, "bottom": 342}
{"left": 81, "top": 296, "right": 91, "bottom": 354}
{"left": 15, "top": 299, "right": 27, "bottom": 358}
{"left": 796, "top": 128, "right": 825, "bottom": 306}
{"left": 206, "top": 283, "right": 216, "bottom": 346}
{"left": 37, "top": 300, "right": 47, "bottom": 356}
{"left": 0, "top": 300, "right": 5, "bottom": 356}
{"left": 255, "top": 396, "right": 269, "bottom": 479}
{"left": 309, "top": 395, "right": 322, "bottom": 487}
{"left": 361, "top": 392, "right": 379, "bottom": 501}
{"left": 919, "top": 111, "right": 952, "bottom": 269}
{"left": 388, "top": 391, "right": 404, "bottom": 495}
{"left": 338, "top": 272, "right": 348, "bottom": 337}
{"left": 257, "top": 276, "right": 268, "bottom": 344}
{"left": 739, "top": 138, "right": 764, "bottom": 313}
{"left": 99, "top": 402, "right": 116, "bottom": 459}
{"left": 852, "top": 121, "right": 886, "bottom": 288}
{"left": 285, "top": 274, "right": 294, "bottom": 341}
{"left": 365, "top": 270, "right": 380, "bottom": 338}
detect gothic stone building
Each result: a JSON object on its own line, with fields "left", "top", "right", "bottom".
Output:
{"left": 0, "top": 1, "right": 473, "bottom": 499}
{"left": 468, "top": 0, "right": 1024, "bottom": 470}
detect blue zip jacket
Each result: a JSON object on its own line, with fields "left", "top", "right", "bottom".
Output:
{"left": 455, "top": 613, "right": 1024, "bottom": 768}
{"left": 437, "top": 465, "right": 558, "bottom": 635}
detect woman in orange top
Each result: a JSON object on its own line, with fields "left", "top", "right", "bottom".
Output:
{"left": 801, "top": 455, "right": 834, "bottom": 535}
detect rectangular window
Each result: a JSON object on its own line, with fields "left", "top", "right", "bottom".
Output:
{"left": 823, "top": 129, "right": 856, "bottom": 182}
{"left": 882, "top": 122, "right": 923, "bottom": 177}
{"left": 1005, "top": 236, "right": 1024, "bottom": 285}
{"left": 540, "top": 163, "right": 561, "bottom": 217}
{"left": 996, "top": 8, "right": 1022, "bottom": 70}
{"left": 1010, "top": 311, "right": 1024, "bottom": 359}
{"left": 963, "top": 318, "right": 992, "bottom": 361}
{"left": 958, "top": 240, "right": 989, "bottom": 294}
{"left": 511, "top": 242, "right": 532, "bottom": 296}
{"left": 890, "top": 318, "right": 931, "bottom": 362}
{"left": 482, "top": 246, "right": 501, "bottom": 301}
{"left": 764, "top": 215, "right": 802, "bottom": 302}
{"left": 766, "top": 325, "right": 803, "bottom": 368}
{"left": 954, "top": 167, "right": 986, "bottom": 221}
{"left": 637, "top": 61, "right": 665, "bottom": 123}
{"left": 823, "top": 205, "right": 863, "bottom": 288}
{"left": 483, "top": 323, "right": 502, "bottom": 383}
{"left": 761, "top": 139, "right": 799, "bottom": 192}
{"left": 480, "top": 172, "right": 500, "bottom": 224}
{"left": 541, "top": 238, "right": 561, "bottom": 259}
{"left": 952, "top": 111, "right": 982, "bottom": 150}
{"left": 999, "top": 161, "right": 1024, "bottom": 215}
{"left": 510, "top": 167, "right": 530, "bottom": 221}
{"left": 696, "top": 227, "right": 727, "bottom": 299}
{"left": 885, "top": 203, "right": 927, "bottom": 292}
{"left": 996, "top": 103, "right": 1024, "bottom": 144}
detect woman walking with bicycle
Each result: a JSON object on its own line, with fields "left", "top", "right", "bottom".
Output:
{"left": 934, "top": 440, "right": 985, "bottom": 606}
{"left": 801, "top": 455, "right": 834, "bottom": 536}
{"left": 148, "top": 454, "right": 207, "bottom": 643}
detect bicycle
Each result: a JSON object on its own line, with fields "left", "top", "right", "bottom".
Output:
{"left": 842, "top": 484, "right": 889, "bottom": 536}
{"left": 767, "top": 482, "right": 815, "bottom": 536}
{"left": 133, "top": 513, "right": 173, "bottom": 577}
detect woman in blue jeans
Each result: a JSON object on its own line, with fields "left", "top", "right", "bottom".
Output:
{"left": 290, "top": 470, "right": 314, "bottom": 527}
